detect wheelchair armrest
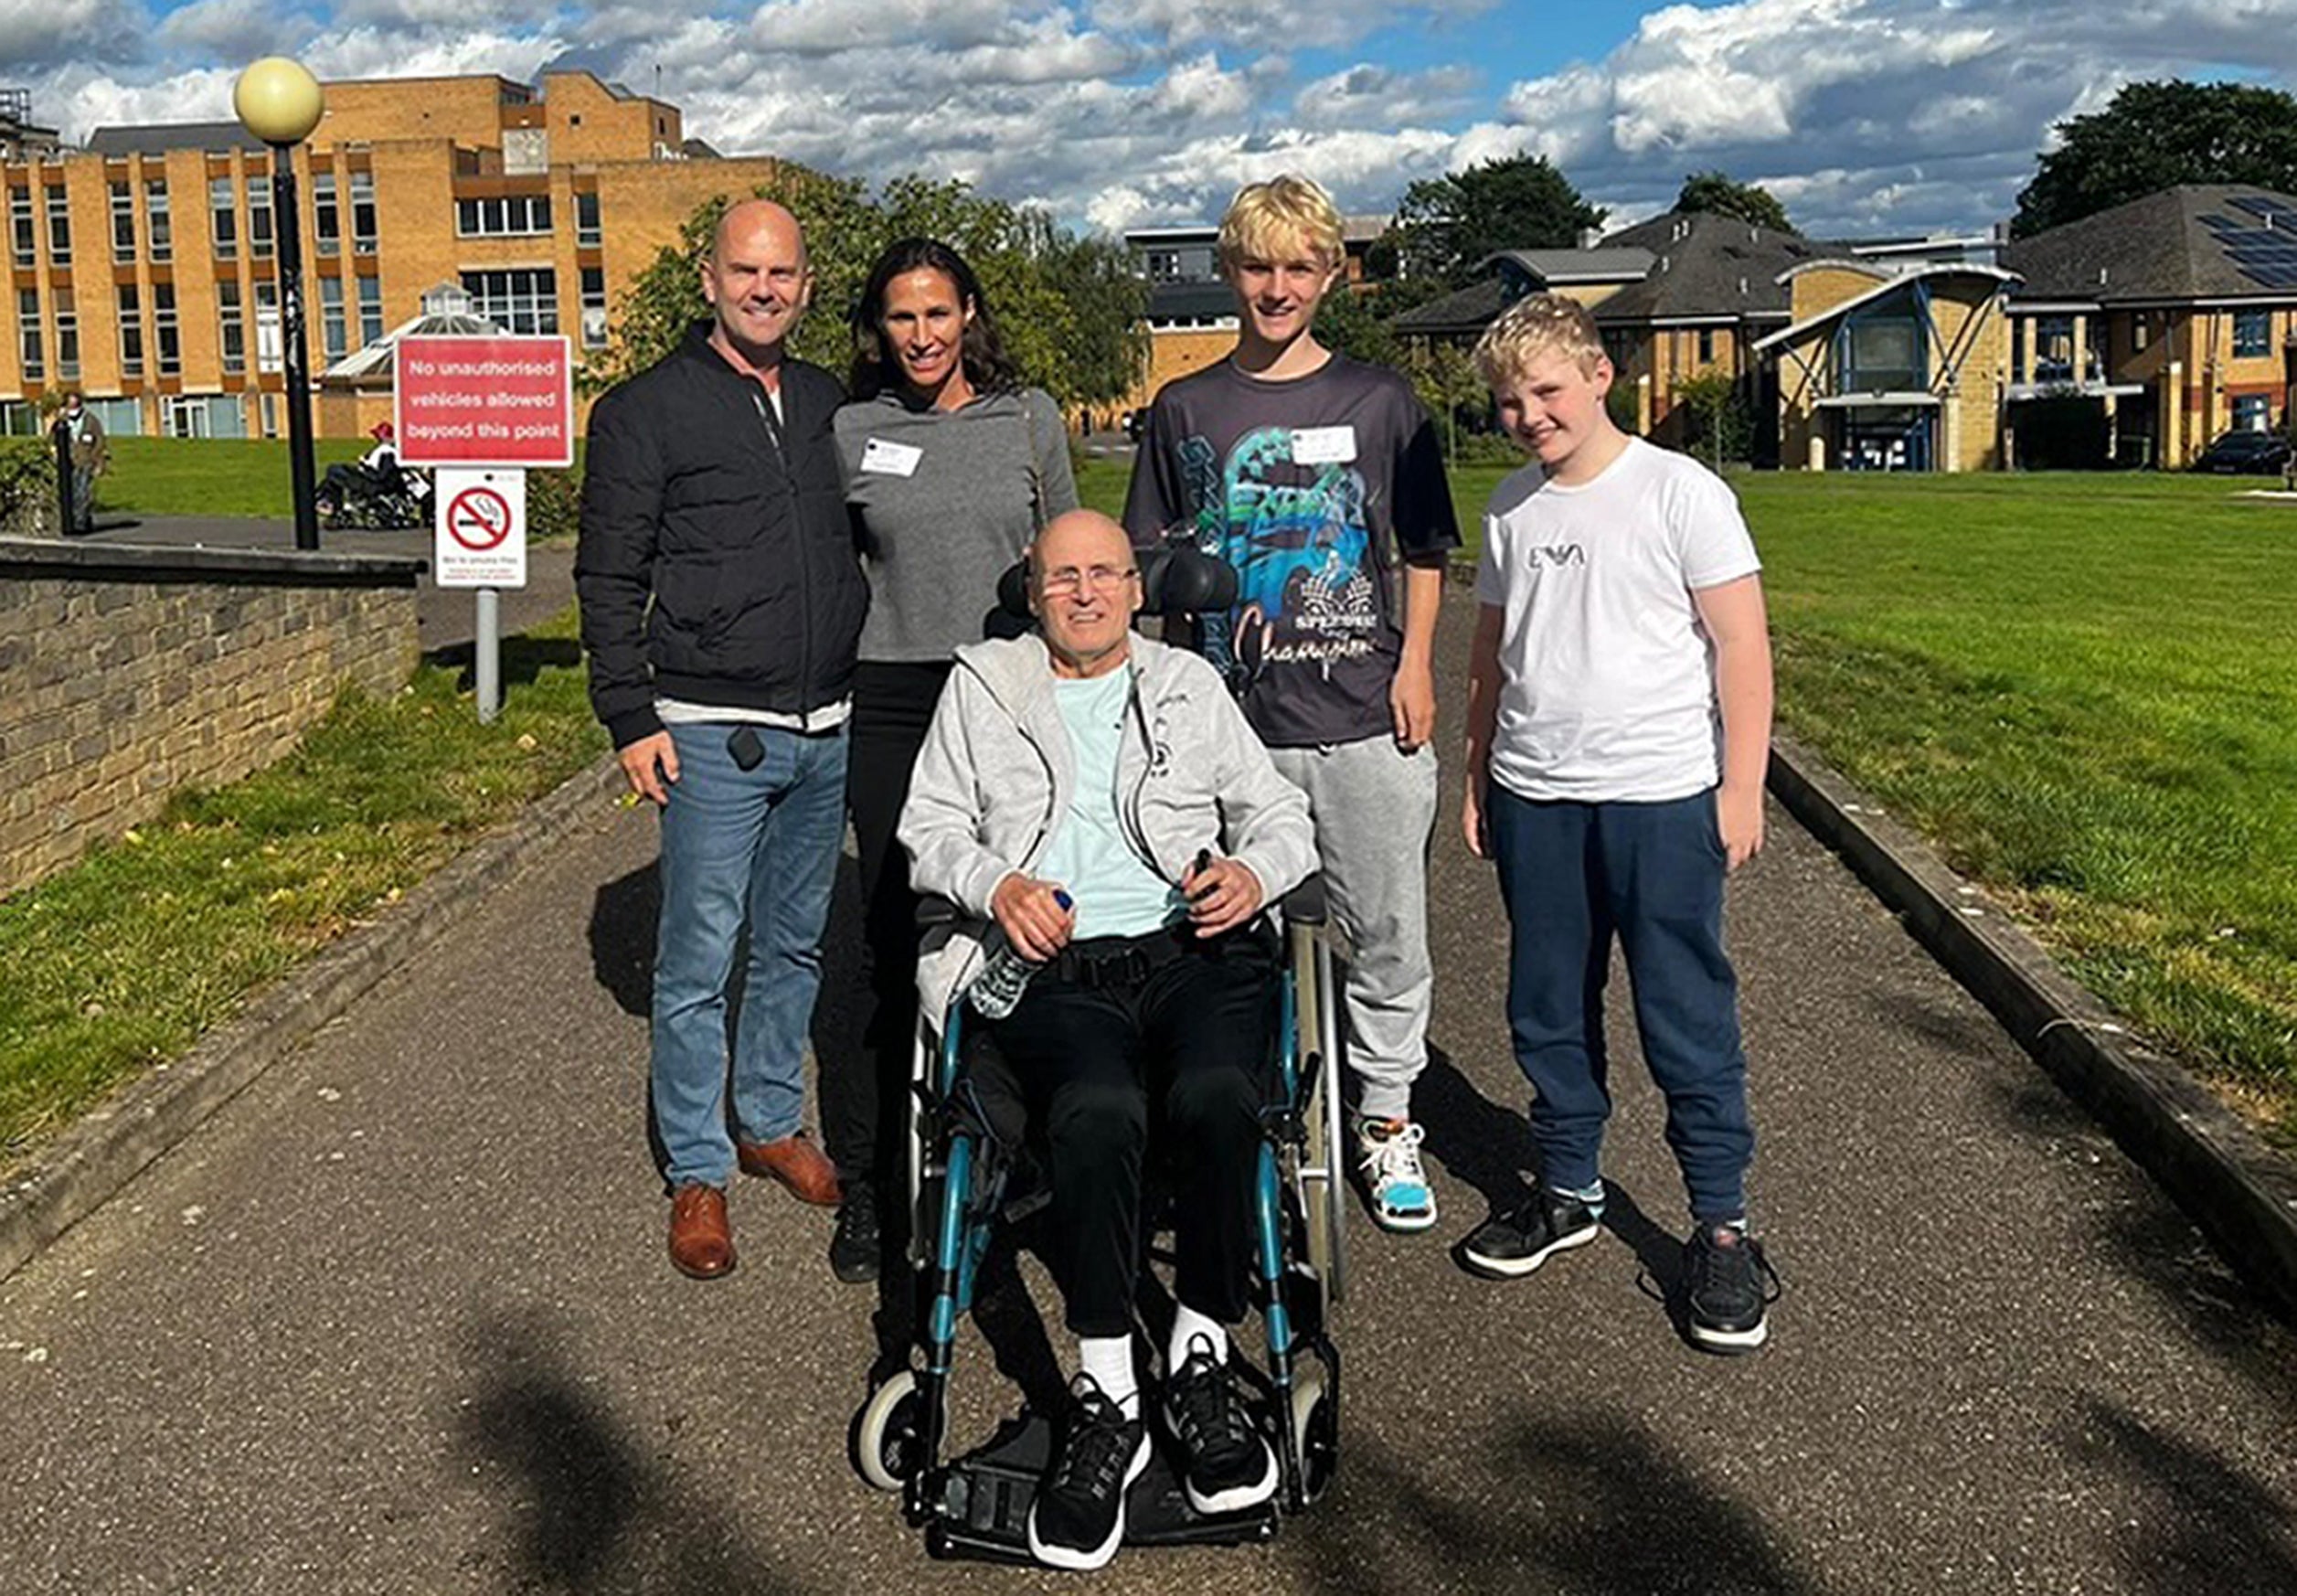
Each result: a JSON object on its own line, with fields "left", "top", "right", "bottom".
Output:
{"left": 1281, "top": 874, "right": 1328, "bottom": 927}
{"left": 916, "top": 896, "right": 961, "bottom": 930}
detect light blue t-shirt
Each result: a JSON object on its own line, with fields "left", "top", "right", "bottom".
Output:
{"left": 1038, "top": 667, "right": 1183, "bottom": 940}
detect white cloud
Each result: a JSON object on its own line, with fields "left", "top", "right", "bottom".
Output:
{"left": 22, "top": 0, "right": 2297, "bottom": 243}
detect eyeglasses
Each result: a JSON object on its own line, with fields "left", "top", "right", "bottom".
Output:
{"left": 1037, "top": 564, "right": 1139, "bottom": 595}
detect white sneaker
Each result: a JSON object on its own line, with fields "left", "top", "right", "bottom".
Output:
{"left": 1356, "top": 1117, "right": 1438, "bottom": 1232}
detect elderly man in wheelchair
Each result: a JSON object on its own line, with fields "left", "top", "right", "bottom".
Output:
{"left": 897, "top": 507, "right": 1319, "bottom": 1569}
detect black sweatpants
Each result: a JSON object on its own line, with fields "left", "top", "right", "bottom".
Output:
{"left": 987, "top": 931, "right": 1276, "bottom": 1338}
{"left": 824, "top": 660, "right": 952, "bottom": 1193}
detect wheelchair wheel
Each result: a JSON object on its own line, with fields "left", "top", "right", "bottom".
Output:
{"left": 1289, "top": 1367, "right": 1339, "bottom": 1505}
{"left": 1294, "top": 931, "right": 1349, "bottom": 1304}
{"left": 853, "top": 1369, "right": 924, "bottom": 1492}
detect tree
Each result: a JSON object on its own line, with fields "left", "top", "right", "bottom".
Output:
{"left": 1402, "top": 341, "right": 1488, "bottom": 461}
{"left": 1672, "top": 371, "right": 1751, "bottom": 470}
{"left": 586, "top": 167, "right": 1146, "bottom": 413}
{"left": 2013, "top": 80, "right": 2297, "bottom": 238}
{"left": 1395, "top": 154, "right": 1607, "bottom": 286}
{"left": 1675, "top": 170, "right": 1792, "bottom": 233}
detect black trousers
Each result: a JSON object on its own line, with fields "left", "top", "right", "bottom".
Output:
{"left": 987, "top": 931, "right": 1276, "bottom": 1338}
{"left": 824, "top": 659, "right": 952, "bottom": 1191}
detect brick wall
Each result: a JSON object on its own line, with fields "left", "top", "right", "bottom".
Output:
{"left": 0, "top": 540, "right": 422, "bottom": 897}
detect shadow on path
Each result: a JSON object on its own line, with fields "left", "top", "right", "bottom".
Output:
{"left": 2072, "top": 1396, "right": 2297, "bottom": 1592}
{"left": 1292, "top": 1414, "right": 1814, "bottom": 1595}
{"left": 456, "top": 1311, "right": 810, "bottom": 1594}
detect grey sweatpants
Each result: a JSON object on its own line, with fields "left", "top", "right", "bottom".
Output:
{"left": 1269, "top": 735, "right": 1438, "bottom": 1122}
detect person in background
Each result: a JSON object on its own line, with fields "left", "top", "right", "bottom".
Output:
{"left": 53, "top": 392, "right": 107, "bottom": 535}
{"left": 824, "top": 238, "right": 1078, "bottom": 1284}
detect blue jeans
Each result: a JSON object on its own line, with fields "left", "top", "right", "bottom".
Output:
{"left": 653, "top": 720, "right": 848, "bottom": 1189}
{"left": 1488, "top": 784, "right": 1754, "bottom": 1221}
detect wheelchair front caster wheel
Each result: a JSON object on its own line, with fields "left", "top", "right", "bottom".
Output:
{"left": 853, "top": 1369, "right": 924, "bottom": 1492}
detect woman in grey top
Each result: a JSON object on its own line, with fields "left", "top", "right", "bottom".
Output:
{"left": 824, "top": 238, "right": 1079, "bottom": 1281}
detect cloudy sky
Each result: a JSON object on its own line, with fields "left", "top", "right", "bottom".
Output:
{"left": 16, "top": 0, "right": 2297, "bottom": 238}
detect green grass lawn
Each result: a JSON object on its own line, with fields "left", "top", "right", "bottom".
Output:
{"left": 0, "top": 612, "right": 608, "bottom": 1166}
{"left": 1084, "top": 452, "right": 2297, "bottom": 1141}
{"left": 97, "top": 435, "right": 374, "bottom": 516}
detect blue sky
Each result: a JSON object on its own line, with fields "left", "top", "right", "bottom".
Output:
{"left": 20, "top": 1, "right": 2297, "bottom": 237}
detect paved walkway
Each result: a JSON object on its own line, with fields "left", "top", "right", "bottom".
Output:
{"left": 2, "top": 601, "right": 2293, "bottom": 1593}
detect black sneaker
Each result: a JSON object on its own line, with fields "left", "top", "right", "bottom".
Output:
{"left": 1461, "top": 1187, "right": 1602, "bottom": 1278}
{"left": 1684, "top": 1221, "right": 1779, "bottom": 1354}
{"left": 827, "top": 1181, "right": 879, "bottom": 1285}
{"left": 1162, "top": 1335, "right": 1276, "bottom": 1516}
{"left": 1026, "top": 1376, "right": 1150, "bottom": 1570}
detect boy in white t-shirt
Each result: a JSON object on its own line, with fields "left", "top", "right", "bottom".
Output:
{"left": 1458, "top": 294, "right": 1780, "bottom": 1353}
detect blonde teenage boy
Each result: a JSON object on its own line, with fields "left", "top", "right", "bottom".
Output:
{"left": 1124, "top": 175, "right": 1460, "bottom": 1234}
{"left": 1459, "top": 294, "right": 1780, "bottom": 1353}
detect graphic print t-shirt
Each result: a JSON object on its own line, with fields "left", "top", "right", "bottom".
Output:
{"left": 1122, "top": 356, "right": 1461, "bottom": 748}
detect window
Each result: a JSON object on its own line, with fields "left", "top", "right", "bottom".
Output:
{"left": 117, "top": 282, "right": 143, "bottom": 377}
{"left": 55, "top": 302, "right": 78, "bottom": 379}
{"left": 17, "top": 288, "right": 41, "bottom": 380}
{"left": 2132, "top": 313, "right": 2151, "bottom": 353}
{"left": 575, "top": 190, "right": 600, "bottom": 247}
{"left": 9, "top": 188, "right": 32, "bottom": 267}
{"left": 580, "top": 265, "right": 608, "bottom": 348}
{"left": 1697, "top": 327, "right": 1717, "bottom": 365}
{"left": 2233, "top": 392, "right": 2271, "bottom": 431}
{"left": 2032, "top": 314, "right": 2074, "bottom": 384}
{"left": 459, "top": 268, "right": 558, "bottom": 334}
{"left": 454, "top": 194, "right": 552, "bottom": 236}
{"left": 248, "top": 174, "right": 273, "bottom": 260}
{"left": 154, "top": 282, "right": 179, "bottom": 377}
{"left": 111, "top": 180, "right": 135, "bottom": 263}
{"left": 1842, "top": 314, "right": 1923, "bottom": 393}
{"left": 2234, "top": 308, "right": 2271, "bottom": 358}
{"left": 46, "top": 186, "right": 70, "bottom": 266}
{"left": 355, "top": 273, "right": 382, "bottom": 347}
{"left": 253, "top": 281, "right": 281, "bottom": 372}
{"left": 1146, "top": 249, "right": 1180, "bottom": 282}
{"left": 319, "top": 274, "right": 346, "bottom": 361}
{"left": 350, "top": 171, "right": 377, "bottom": 254}
{"left": 145, "top": 178, "right": 170, "bottom": 261}
{"left": 312, "top": 172, "right": 338, "bottom": 258}
{"left": 210, "top": 176, "right": 238, "bottom": 261}
{"left": 218, "top": 279, "right": 245, "bottom": 374}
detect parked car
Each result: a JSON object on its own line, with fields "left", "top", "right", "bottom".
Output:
{"left": 2193, "top": 429, "right": 2293, "bottom": 474}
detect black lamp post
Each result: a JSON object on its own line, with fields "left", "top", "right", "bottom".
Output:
{"left": 233, "top": 58, "right": 325, "bottom": 551}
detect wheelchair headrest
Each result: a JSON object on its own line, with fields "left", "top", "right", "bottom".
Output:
{"left": 989, "top": 544, "right": 1237, "bottom": 634}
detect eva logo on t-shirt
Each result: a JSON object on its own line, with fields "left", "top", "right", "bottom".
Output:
{"left": 1529, "top": 545, "right": 1585, "bottom": 568}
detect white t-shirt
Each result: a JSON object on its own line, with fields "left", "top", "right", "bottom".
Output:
{"left": 1474, "top": 437, "right": 1761, "bottom": 803}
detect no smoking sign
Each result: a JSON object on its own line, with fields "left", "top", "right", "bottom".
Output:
{"left": 433, "top": 468, "right": 527, "bottom": 589}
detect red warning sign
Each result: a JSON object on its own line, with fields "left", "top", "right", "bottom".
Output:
{"left": 448, "top": 484, "right": 513, "bottom": 550}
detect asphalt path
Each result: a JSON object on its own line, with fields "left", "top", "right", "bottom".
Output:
{"left": 3, "top": 597, "right": 2294, "bottom": 1593}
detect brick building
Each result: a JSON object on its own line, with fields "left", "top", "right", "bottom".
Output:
{"left": 0, "top": 69, "right": 794, "bottom": 442}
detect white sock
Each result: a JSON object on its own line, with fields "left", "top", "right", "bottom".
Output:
{"left": 1168, "top": 1303, "right": 1229, "bottom": 1374}
{"left": 1077, "top": 1335, "right": 1138, "bottom": 1418}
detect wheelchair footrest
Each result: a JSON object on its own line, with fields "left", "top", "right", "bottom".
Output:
{"left": 924, "top": 1410, "right": 1279, "bottom": 1563}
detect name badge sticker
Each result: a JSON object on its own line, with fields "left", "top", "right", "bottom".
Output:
{"left": 859, "top": 437, "right": 923, "bottom": 477}
{"left": 1290, "top": 425, "right": 1357, "bottom": 464}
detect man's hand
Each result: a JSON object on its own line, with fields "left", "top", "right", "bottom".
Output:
{"left": 991, "top": 873, "right": 1076, "bottom": 963}
{"left": 618, "top": 732, "right": 680, "bottom": 806}
{"left": 1717, "top": 782, "right": 1765, "bottom": 871}
{"left": 1183, "top": 854, "right": 1263, "bottom": 938}
{"left": 1389, "top": 655, "right": 1436, "bottom": 751}
{"left": 1462, "top": 778, "right": 1493, "bottom": 860}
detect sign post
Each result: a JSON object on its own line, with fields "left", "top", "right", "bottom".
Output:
{"left": 394, "top": 335, "right": 573, "bottom": 723}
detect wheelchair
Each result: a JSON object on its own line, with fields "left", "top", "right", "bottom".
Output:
{"left": 848, "top": 548, "right": 1352, "bottom": 1563}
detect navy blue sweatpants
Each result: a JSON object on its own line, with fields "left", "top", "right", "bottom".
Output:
{"left": 1487, "top": 783, "right": 1754, "bottom": 1221}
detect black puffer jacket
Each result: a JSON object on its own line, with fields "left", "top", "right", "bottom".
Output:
{"left": 576, "top": 322, "right": 867, "bottom": 748}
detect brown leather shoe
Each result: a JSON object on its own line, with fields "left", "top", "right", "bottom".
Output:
{"left": 667, "top": 1184, "right": 734, "bottom": 1279}
{"left": 736, "top": 1131, "right": 843, "bottom": 1206}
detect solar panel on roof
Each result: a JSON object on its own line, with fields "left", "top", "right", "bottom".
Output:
{"left": 2202, "top": 214, "right": 2242, "bottom": 230}
{"left": 2228, "top": 195, "right": 2284, "bottom": 217}
{"left": 2237, "top": 263, "right": 2297, "bottom": 288}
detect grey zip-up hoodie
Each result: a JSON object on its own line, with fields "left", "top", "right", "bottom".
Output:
{"left": 899, "top": 632, "right": 1318, "bottom": 1018}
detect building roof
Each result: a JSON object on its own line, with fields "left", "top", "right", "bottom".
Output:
{"left": 1390, "top": 276, "right": 1511, "bottom": 336}
{"left": 2002, "top": 185, "right": 2297, "bottom": 303}
{"left": 86, "top": 121, "right": 268, "bottom": 156}
{"left": 1590, "top": 211, "right": 1829, "bottom": 325}
{"left": 1485, "top": 247, "right": 1654, "bottom": 284}
{"left": 1751, "top": 262, "right": 2021, "bottom": 353}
